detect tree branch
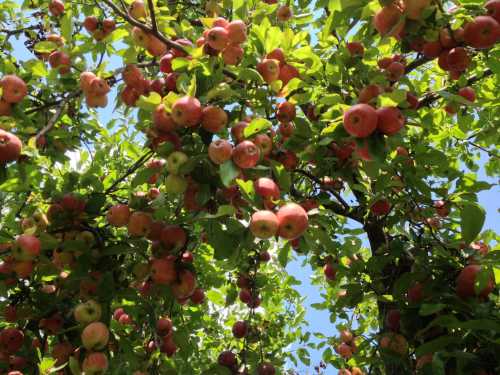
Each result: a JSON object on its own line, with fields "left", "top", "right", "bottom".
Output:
{"left": 104, "top": 150, "right": 155, "bottom": 194}
{"left": 147, "top": 0, "right": 158, "bottom": 33}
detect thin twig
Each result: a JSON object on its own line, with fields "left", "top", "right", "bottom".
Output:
{"left": 147, "top": 0, "right": 158, "bottom": 33}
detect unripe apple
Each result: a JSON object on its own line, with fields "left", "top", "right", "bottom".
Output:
{"left": 82, "top": 352, "right": 109, "bottom": 374}
{"left": 208, "top": 139, "right": 233, "bottom": 164}
{"left": 171, "top": 96, "right": 202, "bottom": 127}
{"left": 201, "top": 105, "right": 228, "bottom": 133}
{"left": 343, "top": 104, "right": 378, "bottom": 138}
{"left": 48, "top": 0, "right": 65, "bottom": 16}
{"left": 232, "top": 140, "right": 260, "bottom": 169}
{"left": 81, "top": 322, "right": 109, "bottom": 350}
{"left": 165, "top": 174, "right": 188, "bottom": 194}
{"left": 250, "top": 210, "right": 279, "bottom": 239}
{"left": 376, "top": 106, "right": 405, "bottom": 135}
{"left": 206, "top": 26, "right": 229, "bottom": 51}
{"left": 373, "top": 5, "right": 405, "bottom": 37}
{"left": 127, "top": 211, "right": 152, "bottom": 237}
{"left": 257, "top": 59, "right": 280, "bottom": 83}
{"left": 277, "top": 203, "right": 308, "bottom": 240}
{"left": 74, "top": 299, "right": 101, "bottom": 324}
{"left": 0, "top": 129, "right": 22, "bottom": 163}
{"left": 129, "top": 0, "right": 146, "bottom": 19}
{"left": 0, "top": 75, "right": 27, "bottom": 103}
{"left": 463, "top": 16, "right": 500, "bottom": 49}
{"left": 166, "top": 151, "right": 188, "bottom": 175}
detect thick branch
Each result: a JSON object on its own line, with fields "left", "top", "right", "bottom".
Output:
{"left": 35, "top": 91, "right": 81, "bottom": 141}
{"left": 405, "top": 55, "right": 430, "bottom": 74}
{"left": 104, "top": 150, "right": 155, "bottom": 194}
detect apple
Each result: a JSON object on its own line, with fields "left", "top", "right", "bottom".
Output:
{"left": 377, "top": 57, "right": 393, "bottom": 69}
{"left": 48, "top": 0, "right": 65, "bottom": 16}
{"left": 208, "top": 139, "right": 233, "bottom": 164}
{"left": 232, "top": 320, "right": 248, "bottom": 338}
{"left": 80, "top": 71, "right": 97, "bottom": 92}
{"left": 250, "top": 210, "right": 279, "bottom": 239}
{"left": 201, "top": 105, "right": 228, "bottom": 133}
{"left": 171, "top": 269, "right": 197, "bottom": 299}
{"left": 266, "top": 48, "right": 286, "bottom": 66}
{"left": 458, "top": 86, "right": 476, "bottom": 102}
{"left": 165, "top": 174, "right": 188, "bottom": 194}
{"left": 151, "top": 257, "right": 177, "bottom": 285}
{"left": 232, "top": 140, "right": 260, "bottom": 169}
{"left": 385, "top": 61, "right": 405, "bottom": 81}
{"left": 0, "top": 75, "right": 27, "bottom": 103}
{"left": 171, "top": 96, "right": 202, "bottom": 127}
{"left": 222, "top": 43, "right": 244, "bottom": 65}
{"left": 160, "top": 335, "right": 177, "bottom": 357}
{"left": 279, "top": 121, "right": 294, "bottom": 137}
{"left": 107, "top": 204, "right": 130, "bottom": 227}
{"left": 456, "top": 265, "right": 494, "bottom": 299}
{"left": 379, "top": 333, "right": 408, "bottom": 355}
{"left": 0, "top": 130, "right": 22, "bottom": 164}
{"left": 0, "top": 328, "right": 24, "bottom": 353}
{"left": 433, "top": 200, "right": 450, "bottom": 217}
{"left": 127, "top": 211, "right": 152, "bottom": 237}
{"left": 370, "top": 199, "right": 391, "bottom": 216}
{"left": 153, "top": 104, "right": 176, "bottom": 132}
{"left": 343, "top": 104, "right": 378, "bottom": 138}
{"left": 373, "top": 5, "right": 405, "bottom": 37}
{"left": 440, "top": 28, "right": 460, "bottom": 48}
{"left": 336, "top": 342, "right": 353, "bottom": 358}
{"left": 88, "top": 77, "right": 110, "bottom": 96}
{"left": 257, "top": 59, "right": 280, "bottom": 83}
{"left": 385, "top": 309, "right": 401, "bottom": 331}
{"left": 51, "top": 341, "right": 73, "bottom": 366}
{"left": 276, "top": 203, "right": 308, "bottom": 240}
{"left": 83, "top": 16, "right": 99, "bottom": 32}
{"left": 206, "top": 26, "right": 229, "bottom": 51}
{"left": 415, "top": 353, "right": 433, "bottom": 370}
{"left": 13, "top": 260, "right": 33, "bottom": 278}
{"left": 404, "top": 0, "right": 431, "bottom": 20}
{"left": 156, "top": 317, "right": 173, "bottom": 335}
{"left": 258, "top": 362, "right": 276, "bottom": 375}
{"left": 231, "top": 121, "right": 248, "bottom": 143}
{"left": 376, "top": 106, "right": 405, "bottom": 135}
{"left": 346, "top": 42, "right": 364, "bottom": 57}
{"left": 132, "top": 26, "right": 150, "bottom": 47}
{"left": 486, "top": 0, "right": 500, "bottom": 22}
{"left": 190, "top": 287, "right": 205, "bottom": 304}
{"left": 447, "top": 47, "right": 470, "bottom": 71}
{"left": 407, "top": 282, "right": 423, "bottom": 303}
{"left": 129, "top": 0, "right": 146, "bottom": 19}
{"left": 227, "top": 20, "right": 247, "bottom": 44}
{"left": 160, "top": 225, "right": 187, "bottom": 252}
{"left": 470, "top": 241, "right": 489, "bottom": 256}
{"left": 213, "top": 17, "right": 229, "bottom": 28}
{"left": 254, "top": 177, "right": 280, "bottom": 201}
{"left": 422, "top": 40, "right": 442, "bottom": 59}
{"left": 338, "top": 370, "right": 352, "bottom": 375}
{"left": 48, "top": 51, "right": 71, "bottom": 74}
{"left": 122, "top": 64, "right": 144, "bottom": 88}
{"left": 253, "top": 133, "right": 273, "bottom": 156}
{"left": 0, "top": 98, "right": 11, "bottom": 116}
{"left": 463, "top": 16, "right": 500, "bottom": 49}
{"left": 86, "top": 94, "right": 108, "bottom": 108}
{"left": 340, "top": 330, "right": 354, "bottom": 343}
{"left": 13, "top": 234, "right": 40, "bottom": 261}
{"left": 81, "top": 322, "right": 109, "bottom": 350}
{"left": 358, "top": 84, "right": 382, "bottom": 104}
{"left": 150, "top": 78, "right": 166, "bottom": 95}
{"left": 279, "top": 63, "right": 299, "bottom": 85}
{"left": 276, "top": 101, "right": 296, "bottom": 123}
{"left": 102, "top": 18, "right": 116, "bottom": 34}
{"left": 74, "top": 300, "right": 101, "bottom": 324}
{"left": 277, "top": 5, "right": 292, "bottom": 22}
{"left": 277, "top": 149, "right": 298, "bottom": 170}
{"left": 405, "top": 92, "right": 419, "bottom": 109}
{"left": 323, "top": 263, "right": 336, "bottom": 280}
{"left": 218, "top": 350, "right": 237, "bottom": 368}
{"left": 159, "top": 53, "right": 174, "bottom": 73}
{"left": 146, "top": 34, "right": 167, "bottom": 56}
{"left": 166, "top": 151, "right": 188, "bottom": 175}
{"left": 82, "top": 352, "right": 109, "bottom": 374}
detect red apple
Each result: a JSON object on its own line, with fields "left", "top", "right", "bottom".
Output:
{"left": 222, "top": 44, "right": 244, "bottom": 65}
{"left": 458, "top": 86, "right": 476, "bottom": 102}
{"left": 171, "top": 96, "right": 202, "bottom": 127}
{"left": 232, "top": 321, "right": 248, "bottom": 338}
{"left": 156, "top": 317, "right": 173, "bottom": 335}
{"left": 227, "top": 20, "right": 247, "bottom": 44}
{"left": 456, "top": 265, "right": 494, "bottom": 299}
{"left": 171, "top": 269, "right": 197, "bottom": 299}
{"left": 258, "top": 362, "right": 276, "bottom": 375}
{"left": 190, "top": 287, "right": 205, "bottom": 304}
{"left": 276, "top": 203, "right": 308, "bottom": 240}
{"left": 160, "top": 225, "right": 187, "bottom": 252}
{"left": 385, "top": 61, "right": 405, "bottom": 81}
{"left": 153, "top": 104, "right": 176, "bottom": 132}
{"left": 407, "top": 282, "right": 423, "bottom": 303}
{"left": 376, "top": 106, "right": 405, "bottom": 135}
{"left": 82, "top": 352, "right": 109, "bottom": 374}
{"left": 340, "top": 330, "right": 354, "bottom": 343}
{"left": 81, "top": 322, "right": 109, "bottom": 350}
{"left": 343, "top": 104, "right": 378, "bottom": 138}
{"left": 201, "top": 105, "right": 228, "bottom": 133}
{"left": 151, "top": 257, "right": 176, "bottom": 285}
{"left": 48, "top": 0, "right": 64, "bottom": 16}
{"left": 385, "top": 309, "right": 401, "bottom": 331}
{"left": 422, "top": 40, "right": 442, "bottom": 59}
{"left": 250, "top": 210, "right": 279, "bottom": 239}
{"left": 336, "top": 342, "right": 353, "bottom": 358}
{"left": 370, "top": 199, "right": 391, "bottom": 216}
{"left": 346, "top": 42, "right": 364, "bottom": 57}
{"left": 127, "top": 211, "right": 152, "bottom": 237}
{"left": 276, "top": 101, "right": 296, "bottom": 123}
{"left": 0, "top": 130, "right": 22, "bottom": 163}
{"left": 323, "top": 262, "right": 336, "bottom": 281}
{"left": 404, "top": 0, "right": 431, "bottom": 20}
{"left": 279, "top": 63, "right": 299, "bottom": 85}
{"left": 107, "top": 204, "right": 130, "bottom": 227}
{"left": 254, "top": 177, "right": 280, "bottom": 201}
{"left": 257, "top": 59, "right": 280, "bottom": 83}
{"left": 14, "top": 234, "right": 40, "bottom": 261}
{"left": 206, "top": 27, "right": 229, "bottom": 51}
{"left": 253, "top": 133, "right": 273, "bottom": 156}
{"left": 277, "top": 5, "right": 292, "bottom": 22}
{"left": 358, "top": 84, "right": 382, "bottom": 104}
{"left": 486, "top": 0, "right": 500, "bottom": 22}
{"left": 373, "top": 5, "right": 405, "bottom": 37}
{"left": 159, "top": 53, "right": 174, "bottom": 73}
{"left": 0, "top": 75, "right": 27, "bottom": 103}
{"left": 232, "top": 140, "right": 260, "bottom": 169}
{"left": 208, "top": 139, "right": 233, "bottom": 164}
{"left": 0, "top": 328, "right": 24, "bottom": 354}
{"left": 218, "top": 350, "right": 237, "bottom": 368}
{"left": 266, "top": 48, "right": 286, "bottom": 66}
{"left": 129, "top": 0, "right": 146, "bottom": 19}
{"left": 463, "top": 16, "right": 500, "bottom": 49}
{"left": 447, "top": 47, "right": 470, "bottom": 71}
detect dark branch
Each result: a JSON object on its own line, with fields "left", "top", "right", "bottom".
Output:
{"left": 147, "top": 0, "right": 158, "bottom": 33}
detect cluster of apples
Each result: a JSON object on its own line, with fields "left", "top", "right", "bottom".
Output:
{"left": 0, "top": 74, "right": 27, "bottom": 117}
{"left": 257, "top": 48, "right": 300, "bottom": 86}
{"left": 83, "top": 16, "right": 116, "bottom": 41}
{"left": 334, "top": 330, "right": 359, "bottom": 360}
{"left": 196, "top": 17, "right": 247, "bottom": 65}
{"left": 79, "top": 71, "right": 111, "bottom": 108}
{"left": 0, "top": 327, "right": 26, "bottom": 374}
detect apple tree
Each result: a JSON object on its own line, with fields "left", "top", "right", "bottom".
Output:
{"left": 0, "top": 0, "right": 499, "bottom": 374}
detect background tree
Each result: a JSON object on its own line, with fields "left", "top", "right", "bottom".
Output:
{"left": 0, "top": 0, "right": 498, "bottom": 374}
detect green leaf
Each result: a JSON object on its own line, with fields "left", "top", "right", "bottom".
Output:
{"left": 416, "top": 336, "right": 459, "bottom": 357}
{"left": 460, "top": 202, "right": 485, "bottom": 244}
{"left": 243, "top": 118, "right": 272, "bottom": 139}
{"left": 278, "top": 242, "right": 291, "bottom": 267}
{"left": 419, "top": 303, "right": 446, "bottom": 316}
{"left": 219, "top": 161, "right": 239, "bottom": 187}
{"left": 198, "top": 205, "right": 235, "bottom": 219}
{"left": 60, "top": 9, "right": 73, "bottom": 43}
{"left": 136, "top": 92, "right": 162, "bottom": 111}
{"left": 33, "top": 41, "right": 57, "bottom": 53}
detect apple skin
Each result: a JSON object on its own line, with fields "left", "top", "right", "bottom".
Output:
{"left": 254, "top": 177, "right": 280, "bottom": 201}
{"left": 370, "top": 199, "right": 391, "bottom": 216}
{"left": 151, "top": 257, "right": 177, "bottom": 285}
{"left": 343, "top": 104, "right": 378, "bottom": 138}
{"left": 80, "top": 71, "right": 97, "bottom": 92}
{"left": 127, "top": 212, "right": 152, "bottom": 237}
{"left": 81, "top": 322, "right": 109, "bottom": 351}
{"left": 422, "top": 40, "right": 442, "bottom": 58}
{"left": 14, "top": 234, "right": 41, "bottom": 261}
{"left": 373, "top": 5, "right": 405, "bottom": 37}
{"left": 276, "top": 203, "right": 309, "bottom": 240}
{"left": 129, "top": 0, "right": 146, "bottom": 19}
{"left": 336, "top": 342, "right": 353, "bottom": 358}
{"left": 48, "top": 0, "right": 65, "bottom": 16}
{"left": 404, "top": 0, "right": 431, "bottom": 20}
{"left": 0, "top": 328, "right": 24, "bottom": 354}
{"left": 88, "top": 77, "right": 110, "bottom": 96}
{"left": 456, "top": 265, "right": 494, "bottom": 299}
{"left": 258, "top": 362, "right": 276, "bottom": 375}
{"left": 83, "top": 16, "right": 98, "bottom": 32}
{"left": 276, "top": 101, "right": 296, "bottom": 123}
{"left": 232, "top": 140, "right": 261, "bottom": 169}
{"left": 231, "top": 121, "right": 248, "bottom": 143}
{"left": 257, "top": 59, "right": 280, "bottom": 83}
{"left": 165, "top": 174, "right": 188, "bottom": 194}
{"left": 486, "top": 0, "right": 500, "bottom": 22}
{"left": 266, "top": 48, "right": 286, "bottom": 66}
{"left": 376, "top": 106, "right": 405, "bottom": 135}
{"left": 250, "top": 210, "right": 279, "bottom": 239}
{"left": 222, "top": 44, "right": 244, "bottom": 65}
{"left": 206, "top": 26, "right": 229, "bottom": 51}
{"left": 190, "top": 287, "right": 205, "bottom": 304}
{"left": 156, "top": 317, "right": 173, "bottom": 335}
{"left": 201, "top": 106, "right": 228, "bottom": 133}
{"left": 0, "top": 75, "right": 27, "bottom": 104}
{"left": 463, "top": 16, "right": 500, "bottom": 49}
{"left": 82, "top": 352, "right": 109, "bottom": 375}
{"left": 208, "top": 139, "right": 233, "bottom": 164}
{"left": 458, "top": 86, "right": 476, "bottom": 102}
{"left": 160, "top": 225, "right": 187, "bottom": 252}
{"left": 346, "top": 42, "right": 364, "bottom": 57}
{"left": 277, "top": 5, "right": 293, "bottom": 22}
{"left": 171, "top": 96, "right": 202, "bottom": 127}
{"left": 171, "top": 269, "right": 197, "bottom": 299}
{"left": 340, "top": 330, "right": 354, "bottom": 343}
{"left": 218, "top": 350, "right": 237, "bottom": 368}
{"left": 385, "top": 61, "right": 405, "bottom": 81}
{"left": 253, "top": 133, "right": 273, "bottom": 156}
{"left": 107, "top": 204, "right": 130, "bottom": 227}
{"left": 0, "top": 130, "right": 22, "bottom": 164}
{"left": 160, "top": 335, "right": 178, "bottom": 357}
{"left": 167, "top": 151, "right": 188, "bottom": 175}
{"left": 279, "top": 63, "right": 299, "bottom": 85}
{"left": 358, "top": 84, "right": 382, "bottom": 104}
{"left": 447, "top": 47, "right": 470, "bottom": 71}
{"left": 153, "top": 104, "right": 176, "bottom": 132}
{"left": 122, "top": 64, "right": 144, "bottom": 88}
{"left": 232, "top": 321, "right": 248, "bottom": 338}
{"left": 74, "top": 299, "right": 102, "bottom": 324}
{"left": 227, "top": 20, "right": 247, "bottom": 44}
{"left": 379, "top": 333, "right": 408, "bottom": 355}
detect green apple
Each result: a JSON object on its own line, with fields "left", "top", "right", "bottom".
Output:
{"left": 165, "top": 174, "right": 188, "bottom": 194}
{"left": 74, "top": 299, "right": 102, "bottom": 324}
{"left": 166, "top": 151, "right": 188, "bottom": 175}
